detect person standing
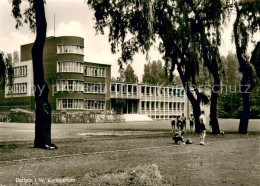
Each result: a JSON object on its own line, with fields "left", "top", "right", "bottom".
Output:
{"left": 189, "top": 114, "right": 194, "bottom": 133}
{"left": 199, "top": 111, "right": 207, "bottom": 145}
{"left": 180, "top": 113, "right": 186, "bottom": 132}
{"left": 171, "top": 116, "right": 176, "bottom": 133}
{"left": 177, "top": 116, "right": 182, "bottom": 131}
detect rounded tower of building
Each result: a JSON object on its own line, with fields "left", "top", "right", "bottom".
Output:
{"left": 47, "top": 36, "right": 85, "bottom": 111}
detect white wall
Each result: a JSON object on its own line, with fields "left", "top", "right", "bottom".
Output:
{"left": 5, "top": 60, "right": 34, "bottom": 98}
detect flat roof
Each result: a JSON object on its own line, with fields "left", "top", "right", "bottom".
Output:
{"left": 84, "top": 61, "right": 111, "bottom": 66}
{"left": 21, "top": 36, "right": 84, "bottom": 46}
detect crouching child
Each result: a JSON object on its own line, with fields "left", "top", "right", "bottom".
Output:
{"left": 172, "top": 131, "right": 185, "bottom": 145}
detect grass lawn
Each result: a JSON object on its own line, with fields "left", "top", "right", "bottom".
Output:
{"left": 0, "top": 130, "right": 260, "bottom": 185}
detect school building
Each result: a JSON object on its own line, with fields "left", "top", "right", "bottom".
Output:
{"left": 0, "top": 36, "right": 195, "bottom": 120}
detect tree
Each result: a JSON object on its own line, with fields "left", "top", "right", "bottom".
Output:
{"left": 0, "top": 52, "right": 14, "bottom": 90}
{"left": 119, "top": 64, "right": 139, "bottom": 83}
{"left": 87, "top": 0, "right": 225, "bottom": 133}
{"left": 218, "top": 53, "right": 242, "bottom": 118}
{"left": 142, "top": 60, "right": 171, "bottom": 85}
{"left": 184, "top": 0, "right": 230, "bottom": 134}
{"left": 11, "top": 0, "right": 56, "bottom": 149}
{"left": 221, "top": 53, "right": 242, "bottom": 86}
{"left": 233, "top": 1, "right": 260, "bottom": 134}
{"left": 87, "top": 0, "right": 204, "bottom": 132}
{"left": 13, "top": 50, "right": 19, "bottom": 64}
{"left": 111, "top": 99, "right": 126, "bottom": 114}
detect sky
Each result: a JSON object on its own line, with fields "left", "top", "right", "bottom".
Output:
{"left": 0, "top": 0, "right": 252, "bottom": 81}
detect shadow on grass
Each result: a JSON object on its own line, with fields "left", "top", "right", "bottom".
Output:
{"left": 0, "top": 144, "right": 19, "bottom": 153}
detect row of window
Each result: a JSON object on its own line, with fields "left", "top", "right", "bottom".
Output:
{"left": 56, "top": 99, "right": 105, "bottom": 110}
{"left": 56, "top": 61, "right": 107, "bottom": 78}
{"left": 84, "top": 66, "right": 105, "bottom": 77}
{"left": 85, "top": 100, "right": 105, "bottom": 110}
{"left": 141, "top": 101, "right": 185, "bottom": 111}
{"left": 57, "top": 99, "right": 84, "bottom": 110}
{"left": 0, "top": 102, "right": 30, "bottom": 107}
{"left": 111, "top": 84, "right": 138, "bottom": 94}
{"left": 84, "top": 83, "right": 105, "bottom": 93}
{"left": 56, "top": 80, "right": 83, "bottom": 92}
{"left": 57, "top": 45, "right": 84, "bottom": 55}
{"left": 14, "top": 66, "right": 27, "bottom": 77}
{"left": 8, "top": 83, "right": 27, "bottom": 94}
{"left": 141, "top": 86, "right": 184, "bottom": 97}
{"left": 57, "top": 61, "right": 83, "bottom": 73}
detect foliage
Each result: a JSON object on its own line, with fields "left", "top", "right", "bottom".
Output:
{"left": 86, "top": 0, "right": 227, "bottom": 133}
{"left": 233, "top": 0, "right": 260, "bottom": 87}
{"left": 11, "top": 0, "right": 40, "bottom": 32}
{"left": 86, "top": 0, "right": 227, "bottom": 87}
{"left": 218, "top": 92, "right": 242, "bottom": 118}
{"left": 12, "top": 50, "right": 19, "bottom": 63}
{"left": 0, "top": 52, "right": 14, "bottom": 90}
{"left": 218, "top": 53, "right": 260, "bottom": 119}
{"left": 249, "top": 86, "right": 260, "bottom": 119}
{"left": 118, "top": 64, "right": 139, "bottom": 83}
{"left": 142, "top": 60, "right": 172, "bottom": 85}
{"left": 111, "top": 99, "right": 126, "bottom": 114}
{"left": 221, "top": 52, "right": 242, "bottom": 86}
{"left": 196, "top": 63, "right": 214, "bottom": 87}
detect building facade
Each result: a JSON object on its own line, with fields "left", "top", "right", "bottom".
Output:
{"left": 110, "top": 82, "right": 188, "bottom": 119}
{"left": 1, "top": 36, "right": 190, "bottom": 119}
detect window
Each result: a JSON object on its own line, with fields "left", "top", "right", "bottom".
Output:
{"left": 57, "top": 45, "right": 84, "bottom": 55}
{"left": 146, "top": 102, "right": 150, "bottom": 110}
{"left": 57, "top": 61, "right": 83, "bottom": 73}
{"left": 141, "top": 101, "right": 145, "bottom": 110}
{"left": 56, "top": 80, "right": 83, "bottom": 92}
{"left": 160, "top": 102, "right": 164, "bottom": 110}
{"left": 133, "top": 86, "right": 137, "bottom": 95}
{"left": 84, "top": 66, "right": 106, "bottom": 77}
{"left": 57, "top": 99, "right": 84, "bottom": 110}
{"left": 141, "top": 86, "right": 145, "bottom": 95}
{"left": 123, "top": 85, "right": 127, "bottom": 94}
{"left": 147, "top": 87, "right": 150, "bottom": 95}
{"left": 151, "top": 102, "right": 155, "bottom": 110}
{"left": 160, "top": 88, "right": 164, "bottom": 96}
{"left": 151, "top": 87, "right": 154, "bottom": 96}
{"left": 181, "top": 102, "right": 184, "bottom": 110}
{"left": 117, "top": 84, "right": 121, "bottom": 94}
{"left": 14, "top": 66, "right": 27, "bottom": 77}
{"left": 111, "top": 84, "right": 116, "bottom": 92}
{"left": 8, "top": 83, "right": 27, "bottom": 94}
{"left": 169, "top": 102, "right": 172, "bottom": 110}
{"left": 84, "top": 83, "right": 105, "bottom": 93}
{"left": 128, "top": 85, "right": 132, "bottom": 95}
{"left": 85, "top": 100, "right": 105, "bottom": 110}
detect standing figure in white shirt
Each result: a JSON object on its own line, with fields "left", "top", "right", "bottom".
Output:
{"left": 199, "top": 111, "right": 207, "bottom": 145}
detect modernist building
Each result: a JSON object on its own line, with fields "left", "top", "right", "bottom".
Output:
{"left": 110, "top": 82, "right": 188, "bottom": 119}
{"left": 0, "top": 36, "right": 190, "bottom": 119}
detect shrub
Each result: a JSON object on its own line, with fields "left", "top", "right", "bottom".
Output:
{"left": 84, "top": 164, "right": 163, "bottom": 185}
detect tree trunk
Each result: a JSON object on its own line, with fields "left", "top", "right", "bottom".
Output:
{"left": 193, "top": 102, "right": 201, "bottom": 133}
{"left": 32, "top": 0, "right": 52, "bottom": 148}
{"left": 197, "top": 21, "right": 221, "bottom": 134}
{"left": 238, "top": 68, "right": 254, "bottom": 134}
{"left": 233, "top": 7, "right": 254, "bottom": 134}
{"left": 177, "top": 64, "right": 201, "bottom": 133}
{"left": 210, "top": 76, "right": 220, "bottom": 134}
{"left": 239, "top": 90, "right": 250, "bottom": 134}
